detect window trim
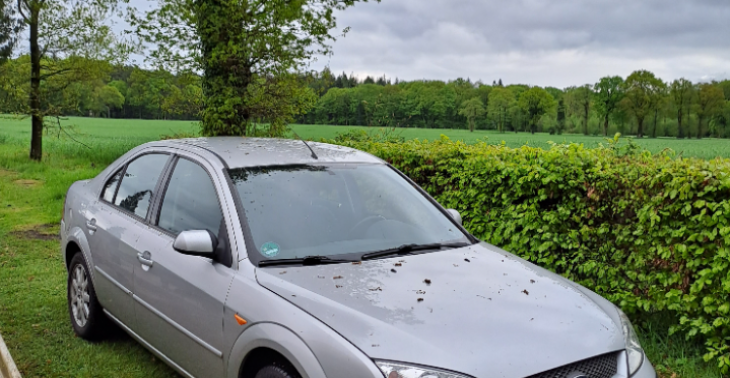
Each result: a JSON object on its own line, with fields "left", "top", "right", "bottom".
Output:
{"left": 148, "top": 154, "right": 179, "bottom": 229}
{"left": 100, "top": 168, "right": 124, "bottom": 205}
{"left": 98, "top": 151, "right": 173, "bottom": 223}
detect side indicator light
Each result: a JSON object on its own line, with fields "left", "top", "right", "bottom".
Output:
{"left": 234, "top": 314, "right": 247, "bottom": 326}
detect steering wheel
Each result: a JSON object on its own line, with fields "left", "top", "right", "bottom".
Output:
{"left": 348, "top": 215, "right": 386, "bottom": 238}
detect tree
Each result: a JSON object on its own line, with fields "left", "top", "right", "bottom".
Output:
{"left": 458, "top": 97, "right": 485, "bottom": 132}
{"left": 695, "top": 82, "right": 725, "bottom": 139}
{"left": 517, "top": 87, "right": 555, "bottom": 134}
{"left": 12, "top": 0, "right": 130, "bottom": 160}
{"left": 671, "top": 78, "right": 693, "bottom": 139}
{"left": 487, "top": 87, "right": 514, "bottom": 133}
{"left": 565, "top": 85, "right": 593, "bottom": 135}
{"left": 545, "top": 87, "right": 565, "bottom": 134}
{"left": 594, "top": 76, "right": 624, "bottom": 136}
{"left": 648, "top": 80, "right": 668, "bottom": 138}
{"left": 711, "top": 101, "right": 730, "bottom": 138}
{"left": 245, "top": 74, "right": 317, "bottom": 136}
{"left": 622, "top": 70, "right": 664, "bottom": 138}
{"left": 91, "top": 85, "right": 125, "bottom": 118}
{"left": 0, "top": 0, "right": 23, "bottom": 63}
{"left": 133, "top": 0, "right": 377, "bottom": 137}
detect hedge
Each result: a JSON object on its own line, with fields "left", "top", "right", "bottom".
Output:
{"left": 332, "top": 134, "right": 730, "bottom": 371}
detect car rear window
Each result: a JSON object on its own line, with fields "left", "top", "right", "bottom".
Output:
{"left": 114, "top": 154, "right": 169, "bottom": 218}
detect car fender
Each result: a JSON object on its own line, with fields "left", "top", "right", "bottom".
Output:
{"left": 226, "top": 322, "right": 327, "bottom": 378}
{"left": 64, "top": 225, "right": 96, "bottom": 284}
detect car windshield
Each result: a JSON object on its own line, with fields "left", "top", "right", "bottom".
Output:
{"left": 228, "top": 164, "right": 471, "bottom": 264}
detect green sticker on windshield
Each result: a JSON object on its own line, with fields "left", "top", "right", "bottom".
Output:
{"left": 261, "top": 242, "right": 280, "bottom": 258}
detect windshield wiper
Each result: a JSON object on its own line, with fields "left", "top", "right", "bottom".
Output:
{"left": 259, "top": 255, "right": 357, "bottom": 267}
{"left": 361, "top": 242, "right": 470, "bottom": 261}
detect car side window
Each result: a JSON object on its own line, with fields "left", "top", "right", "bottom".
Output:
{"left": 114, "top": 154, "right": 170, "bottom": 218}
{"left": 101, "top": 170, "right": 123, "bottom": 203}
{"left": 157, "top": 158, "right": 223, "bottom": 236}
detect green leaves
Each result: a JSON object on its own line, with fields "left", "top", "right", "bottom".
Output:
{"left": 517, "top": 86, "right": 556, "bottom": 134}
{"left": 132, "top": 0, "right": 377, "bottom": 137}
{"left": 332, "top": 136, "right": 730, "bottom": 372}
{"left": 593, "top": 76, "right": 625, "bottom": 136}
{"left": 458, "top": 97, "right": 486, "bottom": 132}
{"left": 0, "top": 0, "right": 23, "bottom": 63}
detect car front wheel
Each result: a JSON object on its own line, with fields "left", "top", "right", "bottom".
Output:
{"left": 254, "top": 364, "right": 301, "bottom": 378}
{"left": 67, "top": 253, "right": 109, "bottom": 340}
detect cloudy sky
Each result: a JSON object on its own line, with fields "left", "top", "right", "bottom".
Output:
{"left": 305, "top": 0, "right": 730, "bottom": 88}
{"left": 125, "top": 0, "right": 730, "bottom": 88}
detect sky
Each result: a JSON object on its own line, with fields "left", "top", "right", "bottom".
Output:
{"left": 127, "top": 0, "right": 730, "bottom": 88}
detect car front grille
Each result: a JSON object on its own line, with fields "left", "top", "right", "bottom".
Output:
{"left": 526, "top": 352, "right": 620, "bottom": 378}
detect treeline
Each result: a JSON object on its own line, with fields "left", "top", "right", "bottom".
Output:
{"left": 0, "top": 55, "right": 202, "bottom": 121}
{"left": 301, "top": 69, "right": 730, "bottom": 138}
{"left": 3, "top": 55, "right": 730, "bottom": 138}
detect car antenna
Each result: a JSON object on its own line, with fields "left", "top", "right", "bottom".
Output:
{"left": 292, "top": 131, "right": 318, "bottom": 160}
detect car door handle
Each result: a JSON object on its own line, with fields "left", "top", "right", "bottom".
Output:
{"left": 137, "top": 251, "right": 154, "bottom": 267}
{"left": 86, "top": 218, "right": 97, "bottom": 232}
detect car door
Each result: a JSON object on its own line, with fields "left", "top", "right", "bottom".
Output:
{"left": 132, "top": 154, "right": 235, "bottom": 378}
{"left": 85, "top": 153, "right": 171, "bottom": 326}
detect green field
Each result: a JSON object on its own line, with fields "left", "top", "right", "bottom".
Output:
{"left": 1, "top": 116, "right": 730, "bottom": 160}
{"left": 0, "top": 116, "right": 726, "bottom": 378}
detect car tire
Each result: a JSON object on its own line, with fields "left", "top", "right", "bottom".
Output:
{"left": 254, "top": 364, "right": 301, "bottom": 378}
{"left": 67, "top": 252, "right": 109, "bottom": 340}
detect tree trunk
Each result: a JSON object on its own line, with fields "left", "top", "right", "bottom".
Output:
{"left": 583, "top": 104, "right": 589, "bottom": 135}
{"left": 603, "top": 116, "right": 609, "bottom": 136}
{"left": 677, "top": 109, "right": 684, "bottom": 139}
{"left": 636, "top": 118, "right": 644, "bottom": 138}
{"left": 697, "top": 115, "right": 703, "bottom": 139}
{"left": 198, "top": 0, "right": 252, "bottom": 136}
{"left": 686, "top": 104, "right": 692, "bottom": 139}
{"left": 29, "top": 8, "right": 42, "bottom": 161}
{"left": 652, "top": 109, "right": 658, "bottom": 138}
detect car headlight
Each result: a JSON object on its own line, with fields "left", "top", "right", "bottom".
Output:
{"left": 617, "top": 309, "right": 644, "bottom": 376}
{"left": 375, "top": 360, "right": 472, "bottom": 378}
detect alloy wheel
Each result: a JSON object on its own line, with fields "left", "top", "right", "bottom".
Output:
{"left": 70, "top": 265, "right": 90, "bottom": 327}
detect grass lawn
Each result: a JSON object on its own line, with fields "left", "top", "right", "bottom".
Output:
{"left": 0, "top": 142, "right": 178, "bottom": 377}
{"left": 1, "top": 115, "right": 730, "bottom": 159}
{"left": 0, "top": 116, "right": 727, "bottom": 378}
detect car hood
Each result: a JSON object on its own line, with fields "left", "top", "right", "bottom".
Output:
{"left": 256, "top": 242, "right": 625, "bottom": 378}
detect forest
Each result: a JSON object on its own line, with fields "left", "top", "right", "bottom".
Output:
{"left": 2, "top": 56, "right": 730, "bottom": 138}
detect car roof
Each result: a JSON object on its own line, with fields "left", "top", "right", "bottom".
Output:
{"left": 160, "top": 137, "right": 384, "bottom": 168}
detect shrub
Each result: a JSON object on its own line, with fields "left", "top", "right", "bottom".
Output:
{"left": 332, "top": 128, "right": 405, "bottom": 144}
{"left": 332, "top": 136, "right": 730, "bottom": 372}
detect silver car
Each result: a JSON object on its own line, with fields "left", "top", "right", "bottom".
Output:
{"left": 61, "top": 137, "right": 656, "bottom": 378}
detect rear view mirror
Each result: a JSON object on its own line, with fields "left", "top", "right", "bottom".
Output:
{"left": 446, "top": 209, "right": 462, "bottom": 226}
{"left": 173, "top": 230, "right": 218, "bottom": 256}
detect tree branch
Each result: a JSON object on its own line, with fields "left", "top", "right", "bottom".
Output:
{"left": 55, "top": 116, "right": 91, "bottom": 149}
{"left": 39, "top": 68, "right": 72, "bottom": 80}
{"left": 16, "top": 0, "right": 30, "bottom": 23}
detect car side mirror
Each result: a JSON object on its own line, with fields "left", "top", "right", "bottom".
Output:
{"left": 446, "top": 209, "right": 462, "bottom": 226}
{"left": 173, "top": 230, "right": 218, "bottom": 257}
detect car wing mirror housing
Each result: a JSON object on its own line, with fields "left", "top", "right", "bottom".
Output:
{"left": 173, "top": 230, "right": 218, "bottom": 257}
{"left": 446, "top": 209, "right": 462, "bottom": 226}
